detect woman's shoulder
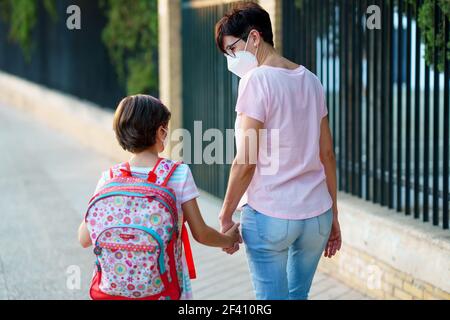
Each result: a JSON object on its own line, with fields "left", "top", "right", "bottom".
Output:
{"left": 243, "top": 66, "right": 270, "bottom": 81}
{"left": 242, "top": 64, "right": 306, "bottom": 85}
{"left": 238, "top": 67, "right": 270, "bottom": 93}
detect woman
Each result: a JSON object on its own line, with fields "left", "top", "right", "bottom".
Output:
{"left": 215, "top": 2, "right": 342, "bottom": 300}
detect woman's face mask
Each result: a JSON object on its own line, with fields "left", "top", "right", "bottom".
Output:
{"left": 226, "top": 35, "right": 258, "bottom": 78}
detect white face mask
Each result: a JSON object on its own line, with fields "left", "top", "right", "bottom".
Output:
{"left": 162, "top": 128, "right": 168, "bottom": 148}
{"left": 226, "top": 36, "right": 258, "bottom": 78}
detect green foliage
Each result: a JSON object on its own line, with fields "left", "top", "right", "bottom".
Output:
{"left": 0, "top": 0, "right": 159, "bottom": 95}
{"left": 418, "top": 0, "right": 449, "bottom": 71}
{"left": 100, "top": 0, "right": 159, "bottom": 95}
{"left": 295, "top": 0, "right": 450, "bottom": 72}
{"left": 0, "top": 0, "right": 36, "bottom": 60}
{"left": 404, "top": 0, "right": 449, "bottom": 71}
{"left": 294, "top": 0, "right": 304, "bottom": 10}
{"left": 0, "top": 0, "right": 57, "bottom": 60}
{"left": 43, "top": 0, "right": 58, "bottom": 21}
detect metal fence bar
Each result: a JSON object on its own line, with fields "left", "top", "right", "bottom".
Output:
{"left": 432, "top": 0, "right": 440, "bottom": 226}
{"left": 397, "top": 0, "right": 404, "bottom": 212}
{"left": 339, "top": 0, "right": 345, "bottom": 191}
{"left": 444, "top": 11, "right": 449, "bottom": 230}
{"left": 344, "top": 0, "right": 350, "bottom": 193}
{"left": 358, "top": 0, "right": 364, "bottom": 198}
{"left": 388, "top": 2, "right": 395, "bottom": 209}
{"left": 332, "top": 0, "right": 336, "bottom": 189}
{"left": 424, "top": 45, "right": 430, "bottom": 223}
{"left": 348, "top": 0, "right": 358, "bottom": 195}
{"left": 373, "top": 0, "right": 380, "bottom": 205}
{"left": 414, "top": 0, "right": 422, "bottom": 220}
{"left": 380, "top": 0, "right": 386, "bottom": 204}
{"left": 405, "top": 0, "right": 412, "bottom": 216}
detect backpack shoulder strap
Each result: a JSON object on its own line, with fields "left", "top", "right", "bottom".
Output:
{"left": 109, "top": 158, "right": 181, "bottom": 184}
{"left": 181, "top": 221, "right": 197, "bottom": 279}
{"left": 153, "top": 158, "right": 183, "bottom": 186}
{"left": 109, "top": 162, "right": 131, "bottom": 178}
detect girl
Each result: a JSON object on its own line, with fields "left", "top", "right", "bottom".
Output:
{"left": 78, "top": 94, "right": 241, "bottom": 300}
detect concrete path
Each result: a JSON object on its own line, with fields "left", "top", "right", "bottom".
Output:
{"left": 0, "top": 102, "right": 368, "bottom": 300}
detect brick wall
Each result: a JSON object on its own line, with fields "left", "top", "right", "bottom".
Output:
{"left": 319, "top": 244, "right": 450, "bottom": 300}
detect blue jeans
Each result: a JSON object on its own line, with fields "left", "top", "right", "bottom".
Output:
{"left": 240, "top": 204, "right": 333, "bottom": 300}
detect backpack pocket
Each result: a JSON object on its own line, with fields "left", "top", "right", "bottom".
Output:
{"left": 94, "top": 225, "right": 167, "bottom": 299}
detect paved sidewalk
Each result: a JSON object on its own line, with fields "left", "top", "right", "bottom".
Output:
{"left": 0, "top": 102, "right": 368, "bottom": 300}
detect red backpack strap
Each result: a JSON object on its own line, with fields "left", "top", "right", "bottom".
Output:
{"left": 182, "top": 219, "right": 197, "bottom": 279}
{"left": 109, "top": 162, "right": 132, "bottom": 178}
{"left": 153, "top": 158, "right": 183, "bottom": 186}
{"left": 154, "top": 159, "right": 195, "bottom": 277}
{"left": 110, "top": 159, "right": 165, "bottom": 183}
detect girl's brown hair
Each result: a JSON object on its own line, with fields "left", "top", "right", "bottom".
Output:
{"left": 113, "top": 95, "right": 171, "bottom": 153}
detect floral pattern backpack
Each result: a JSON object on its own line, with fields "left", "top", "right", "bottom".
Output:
{"left": 84, "top": 158, "right": 196, "bottom": 300}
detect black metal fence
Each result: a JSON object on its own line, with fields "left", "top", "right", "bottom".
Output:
{"left": 283, "top": 0, "right": 449, "bottom": 229}
{"left": 0, "top": 0, "right": 125, "bottom": 109}
{"left": 182, "top": 1, "right": 239, "bottom": 198}
{"left": 182, "top": 0, "right": 448, "bottom": 230}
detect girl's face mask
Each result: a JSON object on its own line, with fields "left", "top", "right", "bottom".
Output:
{"left": 161, "top": 127, "right": 169, "bottom": 150}
{"left": 226, "top": 35, "right": 258, "bottom": 78}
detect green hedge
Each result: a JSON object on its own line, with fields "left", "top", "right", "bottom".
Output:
{"left": 0, "top": 0, "right": 159, "bottom": 95}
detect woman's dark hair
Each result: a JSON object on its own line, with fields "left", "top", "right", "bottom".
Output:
{"left": 215, "top": 1, "right": 274, "bottom": 55}
{"left": 113, "top": 94, "right": 171, "bottom": 153}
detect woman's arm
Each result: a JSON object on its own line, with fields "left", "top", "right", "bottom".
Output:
{"left": 183, "top": 198, "right": 240, "bottom": 248}
{"left": 78, "top": 221, "right": 92, "bottom": 248}
{"left": 219, "top": 115, "right": 263, "bottom": 230}
{"left": 319, "top": 116, "right": 338, "bottom": 216}
{"left": 319, "top": 116, "right": 341, "bottom": 258}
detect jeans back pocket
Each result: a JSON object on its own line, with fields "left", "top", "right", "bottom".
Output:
{"left": 317, "top": 209, "right": 333, "bottom": 237}
{"left": 255, "top": 211, "right": 289, "bottom": 244}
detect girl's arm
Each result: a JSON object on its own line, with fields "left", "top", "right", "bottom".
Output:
{"left": 79, "top": 172, "right": 107, "bottom": 248}
{"left": 78, "top": 221, "right": 92, "bottom": 248}
{"left": 182, "top": 198, "right": 240, "bottom": 248}
{"left": 78, "top": 200, "right": 240, "bottom": 249}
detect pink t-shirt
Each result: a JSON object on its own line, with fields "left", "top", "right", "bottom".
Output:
{"left": 235, "top": 65, "right": 333, "bottom": 220}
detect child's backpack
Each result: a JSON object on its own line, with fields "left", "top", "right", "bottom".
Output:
{"left": 84, "top": 158, "right": 196, "bottom": 300}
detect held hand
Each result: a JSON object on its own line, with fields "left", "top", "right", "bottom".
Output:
{"left": 220, "top": 217, "right": 243, "bottom": 255}
{"left": 324, "top": 217, "right": 342, "bottom": 258}
{"left": 224, "top": 222, "right": 241, "bottom": 246}
{"left": 224, "top": 242, "right": 240, "bottom": 255}
{"left": 219, "top": 216, "right": 235, "bottom": 234}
